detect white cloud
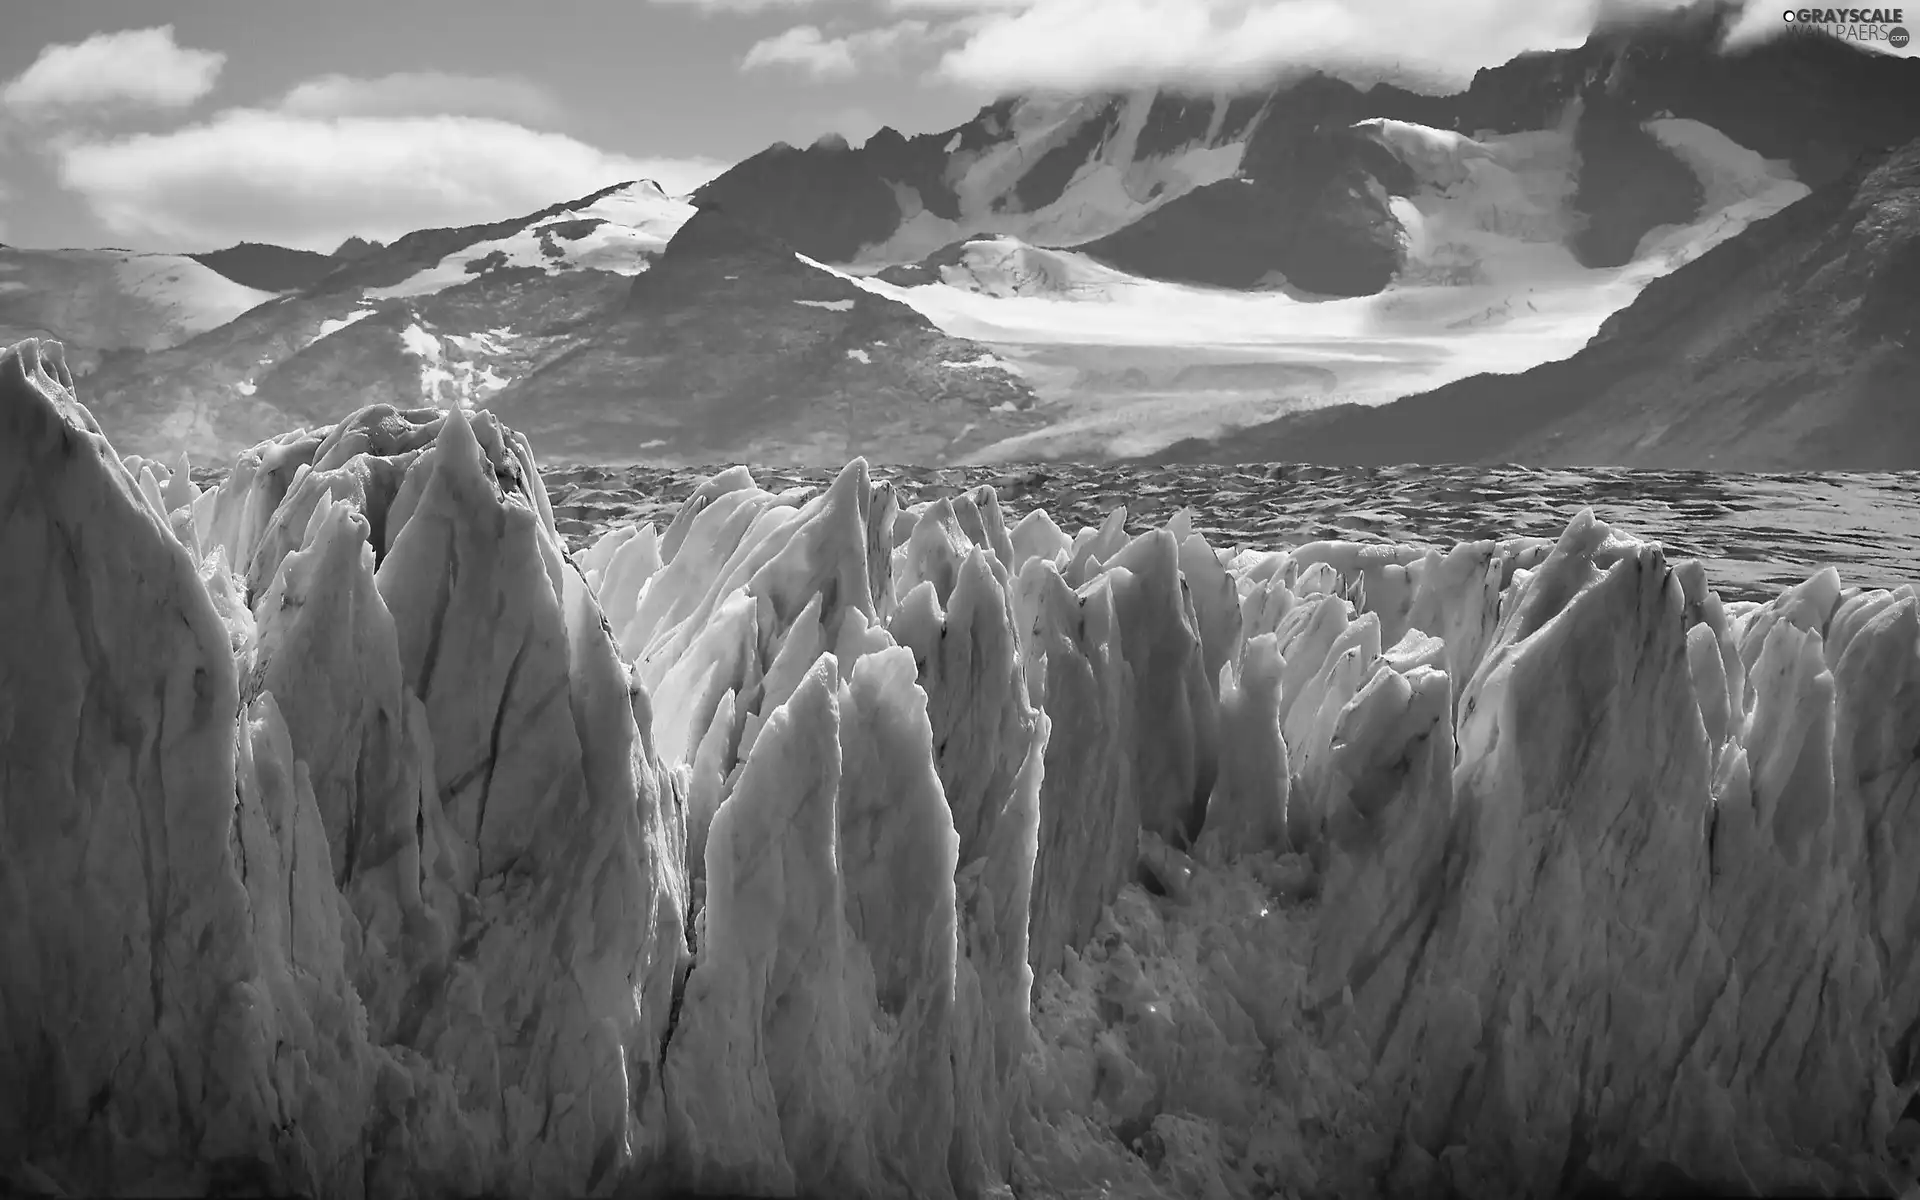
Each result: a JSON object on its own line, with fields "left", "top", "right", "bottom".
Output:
{"left": 0, "top": 26, "right": 224, "bottom": 117}
{"left": 785, "top": 0, "right": 1773, "bottom": 91}
{"left": 53, "top": 110, "right": 729, "bottom": 252}
{"left": 742, "top": 20, "right": 936, "bottom": 78}
{"left": 278, "top": 71, "right": 568, "bottom": 126}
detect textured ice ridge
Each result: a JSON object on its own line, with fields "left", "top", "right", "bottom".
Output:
{"left": 3, "top": 335, "right": 1919, "bottom": 1200}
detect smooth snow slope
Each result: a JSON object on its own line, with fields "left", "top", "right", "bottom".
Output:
{"left": 0, "top": 247, "right": 277, "bottom": 358}
{"left": 842, "top": 117, "right": 1808, "bottom": 461}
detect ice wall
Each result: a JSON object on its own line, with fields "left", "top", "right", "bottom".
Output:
{"left": 4, "top": 337, "right": 1918, "bottom": 1200}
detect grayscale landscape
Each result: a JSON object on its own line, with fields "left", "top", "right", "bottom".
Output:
{"left": 3, "top": 1, "right": 1919, "bottom": 1198}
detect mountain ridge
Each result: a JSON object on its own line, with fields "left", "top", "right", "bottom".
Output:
{"left": 1134, "top": 136, "right": 1920, "bottom": 470}
{"left": 63, "top": 187, "right": 1039, "bottom": 466}
{"left": 696, "top": 8, "right": 1919, "bottom": 300}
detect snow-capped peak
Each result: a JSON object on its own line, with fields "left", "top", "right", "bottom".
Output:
{"left": 366, "top": 181, "right": 697, "bottom": 301}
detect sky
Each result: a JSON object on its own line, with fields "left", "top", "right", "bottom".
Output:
{"left": 0, "top": 0, "right": 1874, "bottom": 254}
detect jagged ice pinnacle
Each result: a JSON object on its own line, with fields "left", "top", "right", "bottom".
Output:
{"left": 2, "top": 336, "right": 1919, "bottom": 1200}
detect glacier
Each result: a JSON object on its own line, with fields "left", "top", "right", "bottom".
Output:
{"left": 3, "top": 334, "right": 1920, "bottom": 1200}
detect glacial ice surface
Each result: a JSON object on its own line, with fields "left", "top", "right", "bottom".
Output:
{"left": 4, "top": 335, "right": 1920, "bottom": 1200}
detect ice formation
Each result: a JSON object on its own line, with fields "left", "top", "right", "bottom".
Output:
{"left": 4, "top": 335, "right": 1920, "bottom": 1200}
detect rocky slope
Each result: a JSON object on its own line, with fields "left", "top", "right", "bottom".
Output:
{"left": 7, "top": 336, "right": 1920, "bottom": 1199}
{"left": 1142, "top": 136, "right": 1920, "bottom": 470}
{"left": 73, "top": 183, "right": 1033, "bottom": 466}
{"left": 189, "top": 241, "right": 343, "bottom": 292}
{"left": 696, "top": 6, "right": 1920, "bottom": 297}
{"left": 0, "top": 244, "right": 277, "bottom": 375}
{"left": 485, "top": 204, "right": 1039, "bottom": 466}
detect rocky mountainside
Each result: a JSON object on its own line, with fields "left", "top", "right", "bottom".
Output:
{"left": 0, "top": 244, "right": 278, "bottom": 375}
{"left": 71, "top": 183, "right": 1034, "bottom": 466}
{"left": 1141, "top": 135, "right": 1920, "bottom": 470}
{"left": 189, "top": 241, "right": 342, "bottom": 292}
{"left": 698, "top": 7, "right": 1919, "bottom": 297}
{"left": 486, "top": 204, "right": 1037, "bottom": 466}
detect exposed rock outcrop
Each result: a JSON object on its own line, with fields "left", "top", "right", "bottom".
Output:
{"left": 4, "top": 336, "right": 1919, "bottom": 1198}
{"left": 483, "top": 205, "right": 1041, "bottom": 466}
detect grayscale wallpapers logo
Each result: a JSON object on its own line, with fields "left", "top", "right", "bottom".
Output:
{"left": 1781, "top": 7, "right": 1912, "bottom": 45}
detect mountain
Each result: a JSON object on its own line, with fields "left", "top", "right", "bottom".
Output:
{"left": 72, "top": 183, "right": 1034, "bottom": 465}
{"left": 839, "top": 108, "right": 1820, "bottom": 459}
{"left": 331, "top": 235, "right": 382, "bottom": 260}
{"left": 698, "top": 8, "right": 1919, "bottom": 298}
{"left": 1138, "top": 135, "right": 1920, "bottom": 470}
{"left": 484, "top": 204, "right": 1037, "bottom": 466}
{"left": 29, "top": 4, "right": 1920, "bottom": 470}
{"left": 674, "top": 8, "right": 1920, "bottom": 463}
{"left": 0, "top": 245, "right": 277, "bottom": 375}
{"left": 189, "top": 241, "right": 341, "bottom": 292}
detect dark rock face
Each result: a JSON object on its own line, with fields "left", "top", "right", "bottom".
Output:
{"left": 873, "top": 239, "right": 979, "bottom": 288}
{"left": 1082, "top": 118, "right": 1413, "bottom": 294}
{"left": 483, "top": 205, "right": 1041, "bottom": 465}
{"left": 1139, "top": 138, "right": 1920, "bottom": 470}
{"left": 1013, "top": 104, "right": 1125, "bottom": 212}
{"left": 1568, "top": 91, "right": 1704, "bottom": 267}
{"left": 690, "top": 137, "right": 947, "bottom": 264}
{"left": 1076, "top": 175, "right": 1392, "bottom": 295}
{"left": 189, "top": 242, "right": 341, "bottom": 292}
{"left": 331, "top": 235, "right": 382, "bottom": 260}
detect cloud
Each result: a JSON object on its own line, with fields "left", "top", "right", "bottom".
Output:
{"left": 774, "top": 0, "right": 1768, "bottom": 92}
{"left": 277, "top": 71, "right": 568, "bottom": 126}
{"left": 53, "top": 110, "right": 730, "bottom": 252}
{"left": 742, "top": 20, "right": 937, "bottom": 78}
{"left": 0, "top": 25, "right": 223, "bottom": 118}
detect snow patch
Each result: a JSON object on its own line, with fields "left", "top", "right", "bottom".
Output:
{"left": 1636, "top": 118, "right": 1810, "bottom": 266}
{"left": 794, "top": 298, "right": 855, "bottom": 312}
{"left": 105, "top": 253, "right": 277, "bottom": 335}
{"left": 936, "top": 239, "right": 1144, "bottom": 300}
{"left": 314, "top": 308, "right": 374, "bottom": 342}
{"left": 845, "top": 348, "right": 872, "bottom": 364}
{"left": 0, "top": 247, "right": 274, "bottom": 351}
{"left": 942, "top": 353, "right": 1012, "bottom": 371}
{"left": 234, "top": 379, "right": 256, "bottom": 396}
{"left": 446, "top": 328, "right": 516, "bottom": 355}
{"left": 366, "top": 182, "right": 696, "bottom": 300}
{"left": 397, "top": 322, "right": 460, "bottom": 408}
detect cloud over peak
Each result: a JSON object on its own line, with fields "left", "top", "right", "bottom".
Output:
{"left": 0, "top": 25, "right": 225, "bottom": 118}
{"left": 742, "top": 21, "right": 938, "bottom": 78}
{"left": 725, "top": 0, "right": 1800, "bottom": 92}
{"left": 53, "top": 109, "right": 728, "bottom": 253}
